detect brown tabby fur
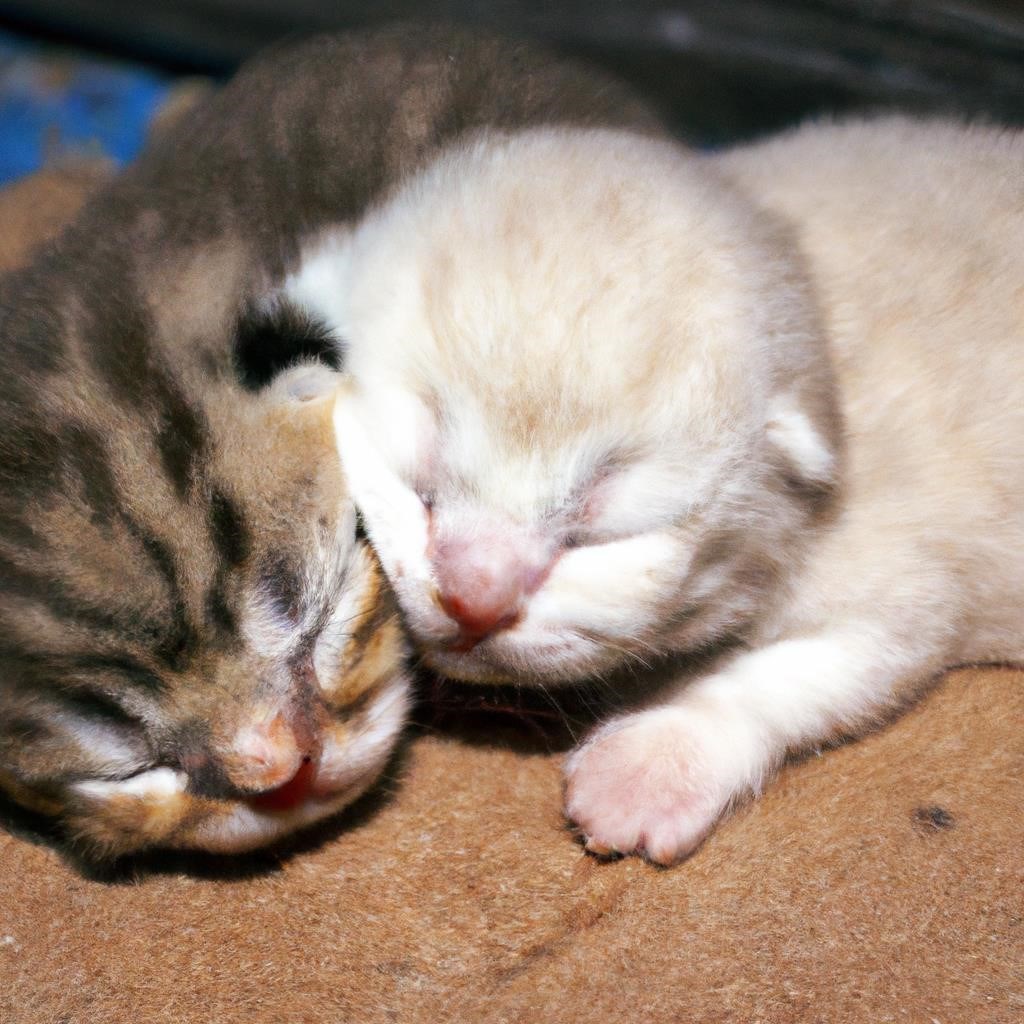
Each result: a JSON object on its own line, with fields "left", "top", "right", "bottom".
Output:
{"left": 0, "top": 24, "right": 663, "bottom": 859}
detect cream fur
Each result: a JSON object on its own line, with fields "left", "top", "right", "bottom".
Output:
{"left": 288, "top": 120, "right": 1023, "bottom": 864}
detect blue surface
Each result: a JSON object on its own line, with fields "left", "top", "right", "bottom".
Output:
{"left": 0, "top": 29, "right": 173, "bottom": 184}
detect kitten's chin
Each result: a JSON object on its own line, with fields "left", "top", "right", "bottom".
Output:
{"left": 192, "top": 676, "right": 410, "bottom": 853}
{"left": 420, "top": 648, "right": 519, "bottom": 684}
{"left": 190, "top": 774, "right": 378, "bottom": 854}
{"left": 419, "top": 630, "right": 624, "bottom": 686}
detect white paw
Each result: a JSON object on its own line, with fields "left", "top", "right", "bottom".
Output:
{"left": 564, "top": 706, "right": 762, "bottom": 865}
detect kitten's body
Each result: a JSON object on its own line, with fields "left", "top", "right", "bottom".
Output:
{"left": 292, "top": 119, "right": 1023, "bottom": 863}
{"left": 0, "top": 27, "right": 662, "bottom": 858}
{"left": 717, "top": 118, "right": 1024, "bottom": 672}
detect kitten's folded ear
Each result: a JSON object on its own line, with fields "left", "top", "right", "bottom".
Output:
{"left": 267, "top": 361, "right": 343, "bottom": 406}
{"left": 263, "top": 364, "right": 343, "bottom": 451}
{"left": 255, "top": 362, "right": 343, "bottom": 464}
{"left": 765, "top": 393, "right": 842, "bottom": 502}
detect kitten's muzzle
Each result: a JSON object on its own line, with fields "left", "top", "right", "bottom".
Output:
{"left": 224, "top": 707, "right": 372, "bottom": 814}
{"left": 224, "top": 708, "right": 321, "bottom": 799}
{"left": 431, "top": 520, "right": 554, "bottom": 649}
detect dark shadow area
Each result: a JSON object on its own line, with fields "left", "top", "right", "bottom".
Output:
{"left": 1, "top": 2, "right": 1023, "bottom": 144}
{"left": 0, "top": 790, "right": 66, "bottom": 851}
{"left": 409, "top": 645, "right": 732, "bottom": 756}
{"left": 410, "top": 672, "right": 609, "bottom": 756}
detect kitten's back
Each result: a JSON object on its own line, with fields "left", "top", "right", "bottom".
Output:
{"left": 715, "top": 118, "right": 1024, "bottom": 660}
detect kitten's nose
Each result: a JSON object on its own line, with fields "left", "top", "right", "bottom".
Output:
{"left": 228, "top": 710, "right": 320, "bottom": 807}
{"left": 439, "top": 588, "right": 521, "bottom": 646}
{"left": 432, "top": 525, "right": 551, "bottom": 646}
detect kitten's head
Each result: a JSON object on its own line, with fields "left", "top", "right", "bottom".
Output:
{"left": 0, "top": 284, "right": 409, "bottom": 859}
{"left": 288, "top": 129, "right": 841, "bottom": 684}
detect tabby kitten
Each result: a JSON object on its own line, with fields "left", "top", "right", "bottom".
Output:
{"left": 284, "top": 119, "right": 1024, "bottom": 864}
{"left": 0, "top": 27, "right": 661, "bottom": 859}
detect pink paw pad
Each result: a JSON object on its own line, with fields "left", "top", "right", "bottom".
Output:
{"left": 564, "top": 709, "right": 735, "bottom": 865}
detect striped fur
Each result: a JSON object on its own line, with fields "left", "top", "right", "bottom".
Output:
{"left": 0, "top": 26, "right": 662, "bottom": 859}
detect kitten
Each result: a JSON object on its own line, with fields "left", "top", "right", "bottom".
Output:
{"left": 285, "top": 119, "right": 1024, "bottom": 864}
{"left": 0, "top": 27, "right": 661, "bottom": 860}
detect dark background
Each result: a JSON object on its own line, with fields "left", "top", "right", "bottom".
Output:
{"left": 0, "top": 0, "right": 1023, "bottom": 144}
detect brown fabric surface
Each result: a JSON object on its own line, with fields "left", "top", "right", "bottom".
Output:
{"left": 2, "top": 172, "right": 1022, "bottom": 1024}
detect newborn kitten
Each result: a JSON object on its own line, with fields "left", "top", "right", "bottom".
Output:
{"left": 286, "top": 119, "right": 1024, "bottom": 864}
{"left": 0, "top": 27, "right": 660, "bottom": 859}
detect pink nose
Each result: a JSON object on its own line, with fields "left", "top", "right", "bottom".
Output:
{"left": 439, "top": 588, "right": 521, "bottom": 642}
{"left": 432, "top": 525, "right": 550, "bottom": 646}
{"left": 228, "top": 709, "right": 321, "bottom": 805}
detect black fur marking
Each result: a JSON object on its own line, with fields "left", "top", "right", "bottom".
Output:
{"left": 258, "top": 553, "right": 304, "bottom": 622}
{"left": 117, "top": 515, "right": 198, "bottom": 671}
{"left": 205, "top": 575, "right": 237, "bottom": 639}
{"left": 0, "top": 420, "right": 118, "bottom": 555}
{"left": 69, "top": 654, "right": 168, "bottom": 696}
{"left": 0, "top": 515, "right": 40, "bottom": 552}
{"left": 152, "top": 371, "right": 209, "bottom": 500}
{"left": 1, "top": 647, "right": 166, "bottom": 714}
{"left": 83, "top": 291, "right": 155, "bottom": 410}
{"left": 233, "top": 301, "right": 341, "bottom": 392}
{"left": 0, "top": 552, "right": 140, "bottom": 639}
{"left": 184, "top": 757, "right": 238, "bottom": 801}
{"left": 337, "top": 584, "right": 395, "bottom": 682}
{"left": 61, "top": 422, "right": 121, "bottom": 527}
{"left": 354, "top": 508, "right": 369, "bottom": 544}
{"left": 1, "top": 717, "right": 52, "bottom": 744}
{"left": 56, "top": 685, "right": 143, "bottom": 730}
{"left": 209, "top": 489, "right": 250, "bottom": 568}
{"left": 79, "top": 291, "right": 209, "bottom": 500}
{"left": 350, "top": 586, "right": 391, "bottom": 654}
{"left": 0, "top": 419, "right": 62, "bottom": 505}
{"left": 173, "top": 720, "right": 237, "bottom": 801}
{"left": 151, "top": 624, "right": 196, "bottom": 674}
{"left": 0, "top": 505, "right": 196, "bottom": 674}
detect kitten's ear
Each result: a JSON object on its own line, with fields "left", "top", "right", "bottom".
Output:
{"left": 267, "top": 362, "right": 342, "bottom": 407}
{"left": 765, "top": 394, "right": 841, "bottom": 499}
{"left": 264, "top": 364, "right": 342, "bottom": 450}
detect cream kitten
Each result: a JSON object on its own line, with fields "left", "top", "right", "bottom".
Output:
{"left": 283, "top": 120, "right": 1024, "bottom": 864}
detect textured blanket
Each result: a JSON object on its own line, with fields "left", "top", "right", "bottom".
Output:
{"left": 0, "top": 165, "right": 1021, "bottom": 1024}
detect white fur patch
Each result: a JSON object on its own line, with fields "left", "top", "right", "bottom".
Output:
{"left": 766, "top": 400, "right": 835, "bottom": 485}
{"left": 283, "top": 228, "right": 356, "bottom": 338}
{"left": 75, "top": 766, "right": 187, "bottom": 802}
{"left": 55, "top": 712, "right": 151, "bottom": 777}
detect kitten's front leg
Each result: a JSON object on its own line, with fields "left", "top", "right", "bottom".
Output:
{"left": 564, "top": 626, "right": 951, "bottom": 864}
